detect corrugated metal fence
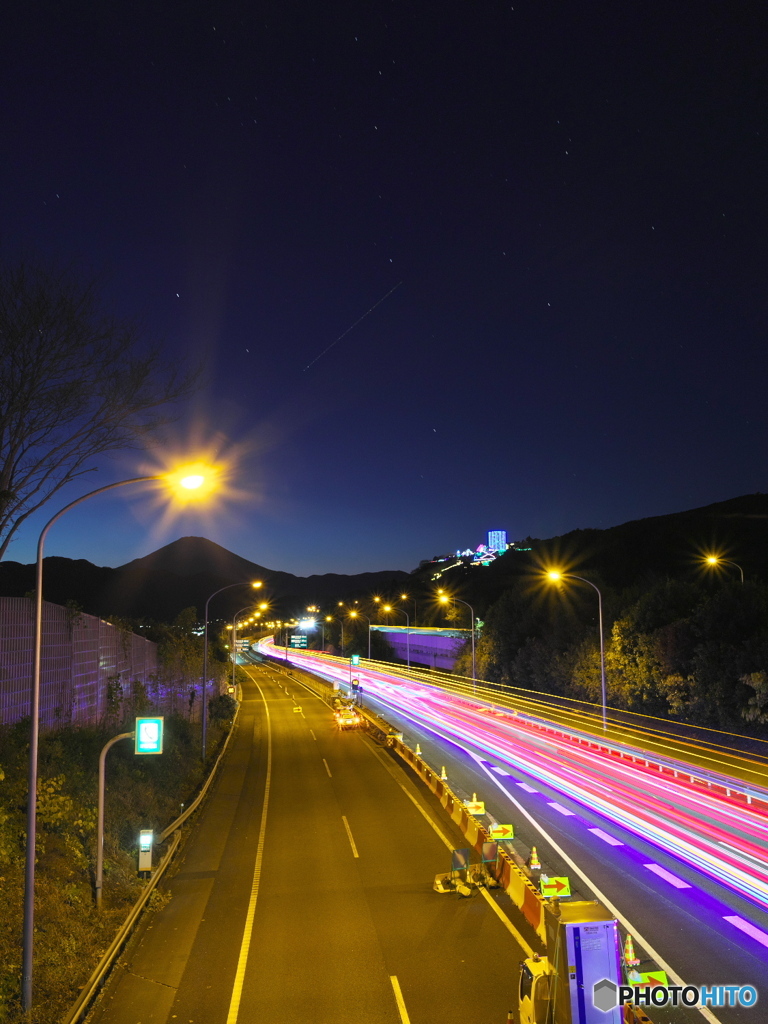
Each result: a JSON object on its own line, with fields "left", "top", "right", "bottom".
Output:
{"left": 0, "top": 598, "right": 165, "bottom": 729}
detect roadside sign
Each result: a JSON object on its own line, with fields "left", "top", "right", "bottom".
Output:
{"left": 540, "top": 875, "right": 571, "bottom": 898}
{"left": 489, "top": 824, "right": 515, "bottom": 841}
{"left": 637, "top": 971, "right": 668, "bottom": 988}
{"left": 464, "top": 797, "right": 485, "bottom": 815}
{"left": 135, "top": 717, "right": 164, "bottom": 755}
{"left": 481, "top": 842, "right": 498, "bottom": 863}
{"left": 350, "top": 654, "right": 360, "bottom": 666}
{"left": 451, "top": 848, "right": 470, "bottom": 872}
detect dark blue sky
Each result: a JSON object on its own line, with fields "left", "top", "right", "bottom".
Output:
{"left": 2, "top": 1, "right": 767, "bottom": 575}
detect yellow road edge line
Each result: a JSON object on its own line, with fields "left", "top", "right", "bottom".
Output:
{"left": 341, "top": 814, "right": 359, "bottom": 858}
{"left": 389, "top": 975, "right": 411, "bottom": 1024}
{"left": 225, "top": 672, "right": 272, "bottom": 1024}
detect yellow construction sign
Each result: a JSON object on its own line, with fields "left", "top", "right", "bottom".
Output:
{"left": 540, "top": 875, "right": 571, "bottom": 898}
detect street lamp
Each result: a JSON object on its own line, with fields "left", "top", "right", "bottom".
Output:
{"left": 202, "top": 580, "right": 262, "bottom": 762}
{"left": 383, "top": 604, "right": 410, "bottom": 666}
{"left": 348, "top": 610, "right": 371, "bottom": 659}
{"left": 232, "top": 606, "right": 254, "bottom": 686}
{"left": 547, "top": 570, "right": 608, "bottom": 731}
{"left": 438, "top": 595, "right": 475, "bottom": 690}
{"left": 22, "top": 465, "right": 213, "bottom": 1012}
{"left": 400, "top": 592, "right": 417, "bottom": 626}
{"left": 704, "top": 554, "right": 744, "bottom": 583}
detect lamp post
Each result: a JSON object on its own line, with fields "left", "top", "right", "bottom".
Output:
{"left": 232, "top": 606, "right": 252, "bottom": 687}
{"left": 438, "top": 595, "right": 475, "bottom": 691}
{"left": 704, "top": 555, "right": 744, "bottom": 583}
{"left": 384, "top": 605, "right": 410, "bottom": 666}
{"left": 547, "top": 571, "right": 607, "bottom": 731}
{"left": 95, "top": 731, "right": 134, "bottom": 909}
{"left": 202, "top": 581, "right": 262, "bottom": 762}
{"left": 348, "top": 610, "right": 371, "bottom": 659}
{"left": 400, "top": 593, "right": 417, "bottom": 627}
{"left": 21, "top": 467, "right": 209, "bottom": 1012}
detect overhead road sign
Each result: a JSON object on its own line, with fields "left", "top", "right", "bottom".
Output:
{"left": 540, "top": 875, "right": 571, "bottom": 898}
{"left": 489, "top": 824, "right": 515, "bottom": 840}
{"left": 289, "top": 635, "right": 308, "bottom": 648}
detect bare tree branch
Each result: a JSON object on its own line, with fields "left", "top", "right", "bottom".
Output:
{"left": 0, "top": 258, "right": 198, "bottom": 559}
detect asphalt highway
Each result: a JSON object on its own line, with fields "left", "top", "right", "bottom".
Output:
{"left": 268, "top": 644, "right": 768, "bottom": 1024}
{"left": 89, "top": 662, "right": 527, "bottom": 1024}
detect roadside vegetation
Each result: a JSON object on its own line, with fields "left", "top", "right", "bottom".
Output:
{"left": 0, "top": 612, "right": 237, "bottom": 1024}
{"left": 454, "top": 577, "right": 768, "bottom": 734}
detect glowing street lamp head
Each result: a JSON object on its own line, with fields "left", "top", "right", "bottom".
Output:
{"left": 400, "top": 593, "right": 408, "bottom": 600}
{"left": 706, "top": 555, "right": 720, "bottom": 566}
{"left": 165, "top": 462, "right": 218, "bottom": 499}
{"left": 383, "top": 604, "right": 393, "bottom": 612}
{"left": 438, "top": 595, "right": 449, "bottom": 604}
{"left": 547, "top": 570, "right": 563, "bottom": 582}
{"left": 252, "top": 580, "right": 263, "bottom": 589}
{"left": 349, "top": 610, "right": 358, "bottom": 618}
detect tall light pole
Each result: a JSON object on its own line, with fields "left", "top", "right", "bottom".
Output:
{"left": 231, "top": 606, "right": 253, "bottom": 687}
{"left": 202, "top": 580, "right": 262, "bottom": 761}
{"left": 400, "top": 592, "right": 417, "bottom": 627}
{"left": 384, "top": 604, "right": 410, "bottom": 666}
{"left": 348, "top": 610, "right": 371, "bottom": 659}
{"left": 547, "top": 571, "right": 607, "bottom": 731}
{"left": 22, "top": 465, "right": 211, "bottom": 1013}
{"left": 439, "top": 595, "right": 475, "bottom": 691}
{"left": 704, "top": 554, "right": 744, "bottom": 583}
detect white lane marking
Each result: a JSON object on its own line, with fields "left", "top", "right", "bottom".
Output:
{"left": 362, "top": 737, "right": 535, "bottom": 958}
{"left": 322, "top": 758, "right": 332, "bottom": 778}
{"left": 342, "top": 815, "right": 359, "bottom": 858}
{"left": 470, "top": 752, "right": 723, "bottom": 1024}
{"left": 226, "top": 676, "right": 272, "bottom": 1024}
{"left": 310, "top": 729, "right": 317, "bottom": 740}
{"left": 390, "top": 975, "right": 411, "bottom": 1024}
{"left": 517, "top": 782, "right": 537, "bottom": 793}
{"left": 643, "top": 863, "right": 692, "bottom": 889}
{"left": 723, "top": 915, "right": 768, "bottom": 949}
{"left": 548, "top": 801, "right": 575, "bottom": 816}
{"left": 589, "top": 828, "right": 624, "bottom": 847}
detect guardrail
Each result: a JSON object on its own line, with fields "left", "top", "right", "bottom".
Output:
{"left": 61, "top": 704, "right": 241, "bottom": 1023}
{"left": 268, "top": 644, "right": 768, "bottom": 809}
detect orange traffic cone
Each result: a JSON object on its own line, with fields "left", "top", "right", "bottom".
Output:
{"left": 440, "top": 766, "right": 448, "bottom": 780}
{"left": 624, "top": 933, "right": 640, "bottom": 967}
{"left": 527, "top": 846, "right": 541, "bottom": 870}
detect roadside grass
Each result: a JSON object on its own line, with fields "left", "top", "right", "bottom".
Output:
{"left": 0, "top": 713, "right": 230, "bottom": 1024}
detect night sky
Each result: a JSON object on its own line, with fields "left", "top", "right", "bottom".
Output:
{"left": 2, "top": 2, "right": 767, "bottom": 575}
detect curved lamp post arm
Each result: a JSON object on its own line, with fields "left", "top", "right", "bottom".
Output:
{"left": 23, "top": 474, "right": 161, "bottom": 1011}
{"left": 202, "top": 581, "right": 257, "bottom": 761}
{"left": 568, "top": 575, "right": 607, "bottom": 732}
